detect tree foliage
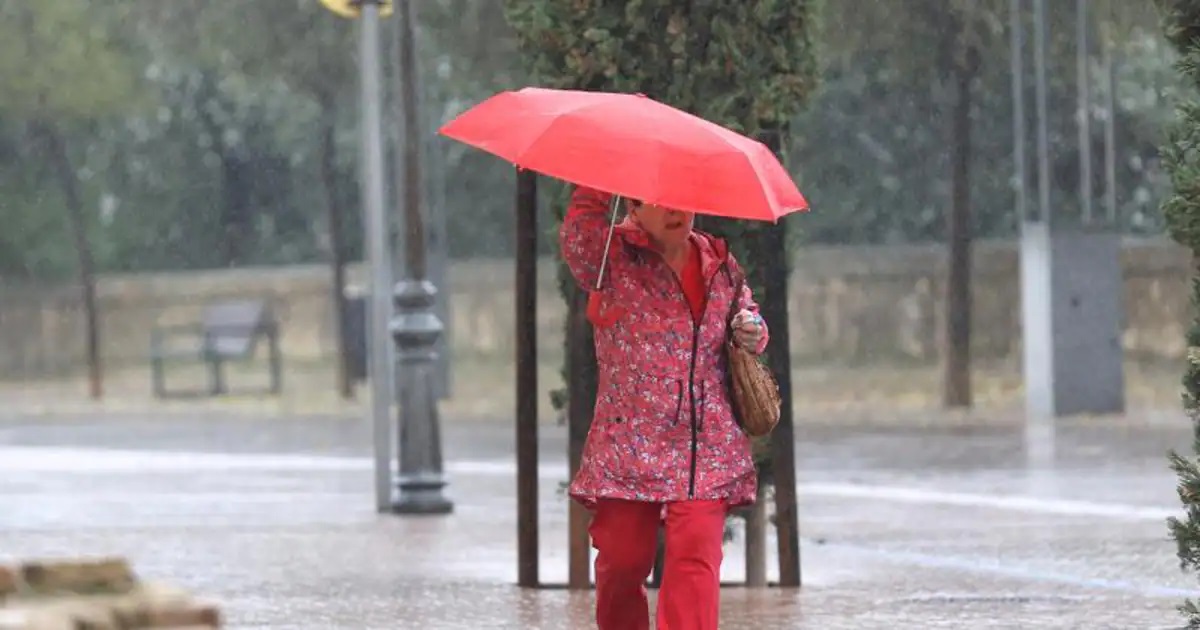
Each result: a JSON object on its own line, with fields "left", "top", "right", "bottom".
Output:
{"left": 799, "top": 0, "right": 1173, "bottom": 243}
{"left": 1159, "top": 0, "right": 1200, "bottom": 625}
{"left": 504, "top": 0, "right": 817, "bottom": 133}
{"left": 0, "top": 0, "right": 144, "bottom": 278}
{"left": 0, "top": 0, "right": 140, "bottom": 120}
{"left": 0, "top": 0, "right": 1182, "bottom": 282}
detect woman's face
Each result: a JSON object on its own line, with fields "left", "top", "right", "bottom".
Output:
{"left": 627, "top": 200, "right": 694, "bottom": 249}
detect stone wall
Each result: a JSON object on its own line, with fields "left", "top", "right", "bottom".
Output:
{"left": 0, "top": 238, "right": 1191, "bottom": 379}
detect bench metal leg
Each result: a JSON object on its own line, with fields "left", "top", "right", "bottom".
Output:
{"left": 151, "top": 357, "right": 166, "bottom": 398}
{"left": 268, "top": 331, "right": 282, "bottom": 395}
{"left": 207, "top": 358, "right": 226, "bottom": 396}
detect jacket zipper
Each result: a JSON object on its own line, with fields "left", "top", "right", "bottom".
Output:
{"left": 685, "top": 317, "right": 700, "bottom": 498}
{"left": 661, "top": 264, "right": 701, "bottom": 498}
{"left": 657, "top": 247, "right": 729, "bottom": 500}
{"left": 672, "top": 262, "right": 727, "bottom": 499}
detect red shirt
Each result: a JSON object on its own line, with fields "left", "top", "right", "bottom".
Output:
{"left": 586, "top": 239, "right": 707, "bottom": 327}
{"left": 679, "top": 240, "right": 706, "bottom": 322}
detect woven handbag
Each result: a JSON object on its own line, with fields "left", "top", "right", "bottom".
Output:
{"left": 724, "top": 268, "right": 781, "bottom": 438}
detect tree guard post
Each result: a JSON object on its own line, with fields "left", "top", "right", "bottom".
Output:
{"left": 567, "top": 282, "right": 596, "bottom": 589}
{"left": 515, "top": 168, "right": 540, "bottom": 588}
{"left": 759, "top": 128, "right": 802, "bottom": 587}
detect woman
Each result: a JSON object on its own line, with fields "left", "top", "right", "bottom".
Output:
{"left": 560, "top": 185, "right": 769, "bottom": 630}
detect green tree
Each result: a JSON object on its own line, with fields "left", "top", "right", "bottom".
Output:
{"left": 210, "top": 0, "right": 360, "bottom": 396}
{"left": 805, "top": 0, "right": 1164, "bottom": 243}
{"left": 136, "top": 0, "right": 363, "bottom": 394}
{"left": 804, "top": 0, "right": 1170, "bottom": 400}
{"left": 812, "top": 0, "right": 1000, "bottom": 407}
{"left": 1159, "top": 0, "right": 1200, "bottom": 626}
{"left": 0, "top": 0, "right": 144, "bottom": 397}
{"left": 504, "top": 0, "right": 819, "bottom": 587}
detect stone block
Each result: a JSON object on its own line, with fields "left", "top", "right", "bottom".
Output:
{"left": 19, "top": 558, "right": 135, "bottom": 596}
{"left": 0, "top": 608, "right": 75, "bottom": 630}
{"left": 135, "top": 604, "right": 221, "bottom": 628}
{"left": 0, "top": 558, "right": 222, "bottom": 630}
{"left": 0, "top": 567, "right": 17, "bottom": 598}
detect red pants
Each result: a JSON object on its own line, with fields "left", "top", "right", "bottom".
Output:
{"left": 589, "top": 499, "right": 727, "bottom": 630}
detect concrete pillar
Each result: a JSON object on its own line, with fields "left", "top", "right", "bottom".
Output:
{"left": 1019, "top": 223, "right": 1125, "bottom": 417}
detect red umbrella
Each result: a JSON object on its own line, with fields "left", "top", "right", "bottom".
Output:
{"left": 438, "top": 87, "right": 808, "bottom": 222}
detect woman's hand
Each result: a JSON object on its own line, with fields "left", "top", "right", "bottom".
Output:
{"left": 731, "top": 309, "right": 765, "bottom": 352}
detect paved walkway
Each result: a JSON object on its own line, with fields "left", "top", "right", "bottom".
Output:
{"left": 0, "top": 410, "right": 1196, "bottom": 628}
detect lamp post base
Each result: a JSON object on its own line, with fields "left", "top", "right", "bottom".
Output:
{"left": 390, "top": 277, "right": 454, "bottom": 516}
{"left": 390, "top": 474, "right": 454, "bottom": 515}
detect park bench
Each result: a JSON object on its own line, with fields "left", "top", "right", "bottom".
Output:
{"left": 149, "top": 299, "right": 282, "bottom": 398}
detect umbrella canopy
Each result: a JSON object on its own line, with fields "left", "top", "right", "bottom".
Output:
{"left": 438, "top": 87, "right": 808, "bottom": 222}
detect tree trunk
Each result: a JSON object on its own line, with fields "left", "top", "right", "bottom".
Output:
{"left": 942, "top": 34, "right": 979, "bottom": 409}
{"left": 219, "top": 154, "right": 250, "bottom": 266}
{"left": 320, "top": 97, "right": 353, "bottom": 400}
{"left": 38, "top": 122, "right": 102, "bottom": 399}
{"left": 193, "top": 78, "right": 250, "bottom": 268}
{"left": 744, "top": 483, "right": 768, "bottom": 587}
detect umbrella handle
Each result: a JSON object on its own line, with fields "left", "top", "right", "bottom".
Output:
{"left": 594, "top": 195, "right": 622, "bottom": 291}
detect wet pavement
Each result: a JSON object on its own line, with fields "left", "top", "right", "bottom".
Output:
{"left": 1, "top": 409, "right": 1197, "bottom": 628}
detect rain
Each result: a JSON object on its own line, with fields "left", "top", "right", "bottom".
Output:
{"left": 0, "top": 0, "right": 1197, "bottom": 628}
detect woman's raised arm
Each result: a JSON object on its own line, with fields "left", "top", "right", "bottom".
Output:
{"left": 559, "top": 186, "right": 617, "bottom": 290}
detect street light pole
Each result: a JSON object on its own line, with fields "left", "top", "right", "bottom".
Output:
{"left": 1010, "top": 0, "right": 1027, "bottom": 224}
{"left": 1033, "top": 0, "right": 1051, "bottom": 225}
{"left": 389, "top": 0, "right": 453, "bottom": 515}
{"left": 340, "top": 0, "right": 397, "bottom": 512}
{"left": 1076, "top": 0, "right": 1093, "bottom": 225}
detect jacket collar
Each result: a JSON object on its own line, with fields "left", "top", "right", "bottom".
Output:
{"left": 615, "top": 223, "right": 730, "bottom": 278}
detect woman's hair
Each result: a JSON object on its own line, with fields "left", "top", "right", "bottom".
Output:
{"left": 623, "top": 197, "right": 643, "bottom": 219}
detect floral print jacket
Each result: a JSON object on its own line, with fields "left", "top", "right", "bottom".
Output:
{"left": 561, "top": 185, "right": 769, "bottom": 508}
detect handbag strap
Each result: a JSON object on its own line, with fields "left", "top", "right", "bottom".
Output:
{"left": 723, "top": 261, "right": 746, "bottom": 336}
